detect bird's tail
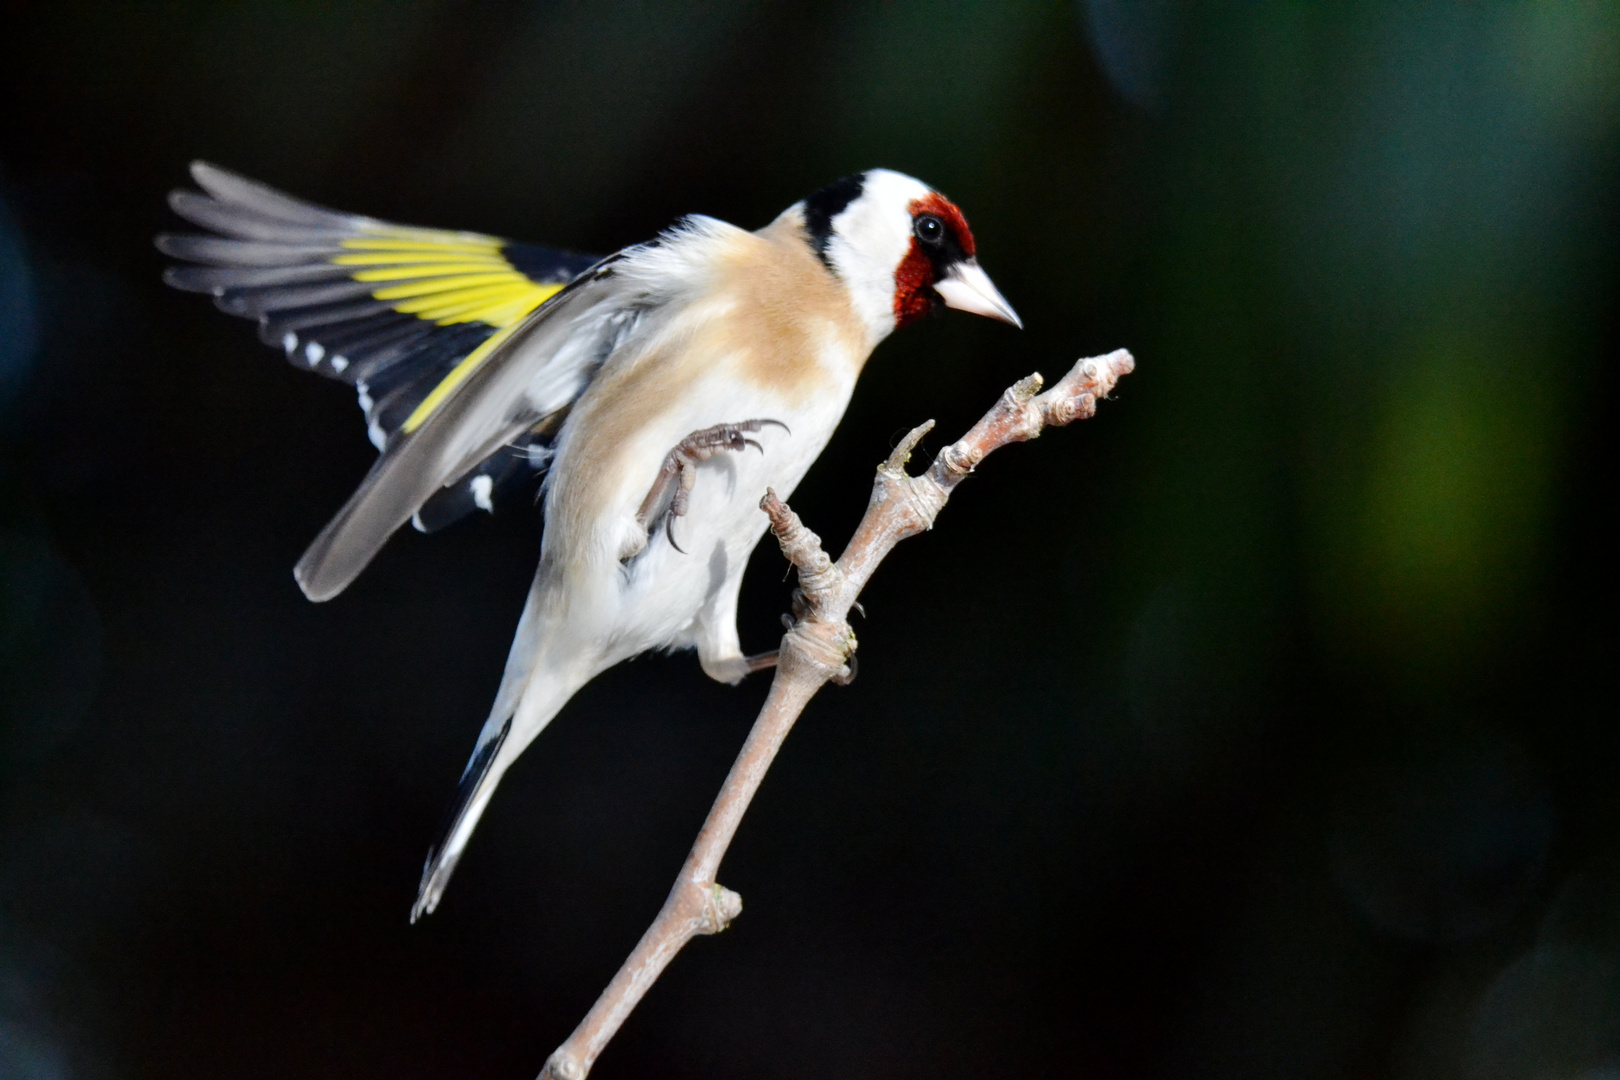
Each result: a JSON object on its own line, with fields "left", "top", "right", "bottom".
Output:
{"left": 410, "top": 576, "right": 591, "bottom": 922}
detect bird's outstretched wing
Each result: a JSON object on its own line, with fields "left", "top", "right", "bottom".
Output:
{"left": 158, "top": 161, "right": 603, "bottom": 534}
{"left": 159, "top": 161, "right": 644, "bottom": 599}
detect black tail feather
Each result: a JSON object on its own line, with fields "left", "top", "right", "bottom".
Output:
{"left": 410, "top": 715, "right": 512, "bottom": 922}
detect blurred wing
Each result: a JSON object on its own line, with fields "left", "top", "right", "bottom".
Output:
{"left": 292, "top": 253, "right": 640, "bottom": 601}
{"left": 158, "top": 161, "right": 602, "bottom": 531}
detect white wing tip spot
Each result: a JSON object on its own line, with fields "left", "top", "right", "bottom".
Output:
{"left": 367, "top": 419, "right": 387, "bottom": 451}
{"left": 305, "top": 341, "right": 325, "bottom": 366}
{"left": 471, "top": 474, "right": 494, "bottom": 513}
{"left": 330, "top": 355, "right": 349, "bottom": 373}
{"left": 282, "top": 332, "right": 297, "bottom": 355}
{"left": 411, "top": 512, "right": 428, "bottom": 533}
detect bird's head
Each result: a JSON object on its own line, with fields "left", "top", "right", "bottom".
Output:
{"left": 798, "top": 169, "right": 1021, "bottom": 345}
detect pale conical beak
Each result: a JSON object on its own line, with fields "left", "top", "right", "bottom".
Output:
{"left": 933, "top": 260, "right": 1022, "bottom": 328}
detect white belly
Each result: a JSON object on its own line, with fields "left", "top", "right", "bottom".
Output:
{"left": 609, "top": 370, "right": 852, "bottom": 659}
{"left": 540, "top": 354, "right": 858, "bottom": 669}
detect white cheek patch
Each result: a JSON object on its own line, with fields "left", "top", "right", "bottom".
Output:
{"left": 824, "top": 169, "right": 934, "bottom": 346}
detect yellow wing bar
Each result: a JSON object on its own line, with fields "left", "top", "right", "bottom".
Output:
{"left": 400, "top": 317, "right": 531, "bottom": 434}
{"left": 337, "top": 230, "right": 564, "bottom": 329}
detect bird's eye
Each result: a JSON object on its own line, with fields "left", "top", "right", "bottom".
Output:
{"left": 914, "top": 214, "right": 945, "bottom": 245}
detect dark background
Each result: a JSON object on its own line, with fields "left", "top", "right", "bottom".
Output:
{"left": 2, "top": 2, "right": 1617, "bottom": 1078}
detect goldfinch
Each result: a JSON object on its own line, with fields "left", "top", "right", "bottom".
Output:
{"left": 158, "top": 163, "right": 1021, "bottom": 920}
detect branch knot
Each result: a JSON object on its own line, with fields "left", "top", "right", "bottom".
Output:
{"left": 938, "top": 440, "right": 983, "bottom": 478}
{"left": 781, "top": 617, "right": 855, "bottom": 681}
{"left": 541, "top": 1053, "right": 585, "bottom": 1080}
{"left": 698, "top": 882, "right": 742, "bottom": 934}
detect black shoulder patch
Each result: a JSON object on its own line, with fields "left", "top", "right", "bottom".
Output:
{"left": 503, "top": 243, "right": 601, "bottom": 285}
{"left": 802, "top": 172, "right": 867, "bottom": 269}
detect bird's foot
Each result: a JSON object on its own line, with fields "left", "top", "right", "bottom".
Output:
{"left": 636, "top": 419, "right": 789, "bottom": 553}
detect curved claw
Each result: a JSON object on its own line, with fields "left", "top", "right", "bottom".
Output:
{"left": 635, "top": 418, "right": 793, "bottom": 560}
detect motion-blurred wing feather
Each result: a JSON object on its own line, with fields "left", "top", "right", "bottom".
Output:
{"left": 158, "top": 162, "right": 599, "bottom": 445}
{"left": 292, "top": 258, "right": 637, "bottom": 601}
{"left": 158, "top": 161, "right": 605, "bottom": 533}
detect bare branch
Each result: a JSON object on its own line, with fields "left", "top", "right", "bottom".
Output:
{"left": 538, "top": 349, "right": 1135, "bottom": 1080}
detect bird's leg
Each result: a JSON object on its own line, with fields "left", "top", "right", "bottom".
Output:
{"left": 699, "top": 649, "right": 779, "bottom": 684}
{"left": 635, "top": 419, "right": 789, "bottom": 553}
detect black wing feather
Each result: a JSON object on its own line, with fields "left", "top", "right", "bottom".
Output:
{"left": 160, "top": 162, "right": 606, "bottom": 531}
